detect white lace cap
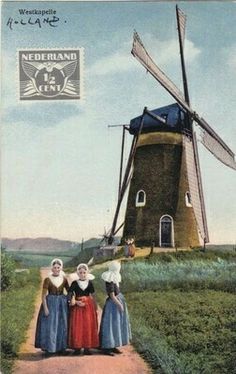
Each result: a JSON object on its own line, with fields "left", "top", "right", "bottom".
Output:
{"left": 49, "top": 258, "right": 65, "bottom": 276}
{"left": 101, "top": 261, "right": 121, "bottom": 285}
{"left": 51, "top": 258, "right": 63, "bottom": 268}
{"left": 77, "top": 263, "right": 95, "bottom": 280}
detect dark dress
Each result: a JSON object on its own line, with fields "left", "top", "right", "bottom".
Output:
{"left": 99, "top": 282, "right": 131, "bottom": 349}
{"left": 35, "top": 276, "right": 69, "bottom": 353}
{"left": 68, "top": 280, "right": 99, "bottom": 349}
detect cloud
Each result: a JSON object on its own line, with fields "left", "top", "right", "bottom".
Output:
{"left": 142, "top": 34, "right": 201, "bottom": 66}
{"left": 88, "top": 46, "right": 134, "bottom": 76}
{"left": 1, "top": 50, "right": 18, "bottom": 107}
{"left": 88, "top": 34, "right": 201, "bottom": 77}
{"left": 225, "top": 44, "right": 236, "bottom": 70}
{"left": 2, "top": 102, "right": 85, "bottom": 128}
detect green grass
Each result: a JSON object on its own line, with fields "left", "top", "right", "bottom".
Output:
{"left": 5, "top": 253, "right": 76, "bottom": 267}
{"left": 141, "top": 248, "right": 236, "bottom": 263}
{"left": 120, "top": 259, "right": 236, "bottom": 293}
{"left": 1, "top": 269, "right": 41, "bottom": 374}
{"left": 128, "top": 290, "right": 236, "bottom": 374}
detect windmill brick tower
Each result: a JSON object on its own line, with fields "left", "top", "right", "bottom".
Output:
{"left": 123, "top": 104, "right": 200, "bottom": 247}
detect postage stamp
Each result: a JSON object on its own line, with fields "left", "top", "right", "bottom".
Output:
{"left": 18, "top": 48, "right": 83, "bottom": 100}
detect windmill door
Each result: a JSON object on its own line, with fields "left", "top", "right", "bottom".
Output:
{"left": 160, "top": 216, "right": 173, "bottom": 247}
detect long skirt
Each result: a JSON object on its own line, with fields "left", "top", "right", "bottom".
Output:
{"left": 124, "top": 244, "right": 129, "bottom": 258}
{"left": 99, "top": 293, "right": 132, "bottom": 349}
{"left": 128, "top": 244, "right": 136, "bottom": 258}
{"left": 68, "top": 296, "right": 99, "bottom": 349}
{"left": 35, "top": 294, "right": 68, "bottom": 353}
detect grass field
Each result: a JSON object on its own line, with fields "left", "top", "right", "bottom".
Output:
{"left": 4, "top": 250, "right": 80, "bottom": 267}
{"left": 128, "top": 290, "right": 236, "bottom": 373}
{"left": 93, "top": 251, "right": 236, "bottom": 373}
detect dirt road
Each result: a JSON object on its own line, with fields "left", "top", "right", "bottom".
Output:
{"left": 13, "top": 268, "right": 152, "bottom": 374}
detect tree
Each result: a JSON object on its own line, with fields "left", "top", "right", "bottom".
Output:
{"left": 1, "top": 251, "right": 16, "bottom": 291}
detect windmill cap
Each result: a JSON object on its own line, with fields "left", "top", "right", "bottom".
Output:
{"left": 129, "top": 103, "right": 186, "bottom": 135}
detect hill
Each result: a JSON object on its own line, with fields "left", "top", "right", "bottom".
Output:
{"left": 1, "top": 237, "right": 79, "bottom": 252}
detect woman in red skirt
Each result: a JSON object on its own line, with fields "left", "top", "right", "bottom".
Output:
{"left": 68, "top": 263, "right": 99, "bottom": 355}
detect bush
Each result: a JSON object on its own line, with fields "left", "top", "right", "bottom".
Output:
{"left": 1, "top": 252, "right": 16, "bottom": 291}
{"left": 1, "top": 268, "right": 40, "bottom": 374}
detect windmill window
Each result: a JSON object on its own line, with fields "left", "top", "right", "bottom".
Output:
{"left": 185, "top": 191, "right": 192, "bottom": 207}
{"left": 136, "top": 190, "right": 146, "bottom": 207}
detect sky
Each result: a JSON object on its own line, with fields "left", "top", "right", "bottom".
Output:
{"left": 1, "top": 1, "right": 236, "bottom": 244}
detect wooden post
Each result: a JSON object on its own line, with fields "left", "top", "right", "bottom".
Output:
{"left": 149, "top": 241, "right": 155, "bottom": 256}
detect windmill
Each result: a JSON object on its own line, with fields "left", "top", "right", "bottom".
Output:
{"left": 108, "top": 5, "right": 236, "bottom": 248}
{"left": 98, "top": 227, "right": 110, "bottom": 245}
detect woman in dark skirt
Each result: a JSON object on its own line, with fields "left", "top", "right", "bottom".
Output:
{"left": 99, "top": 261, "right": 132, "bottom": 356}
{"left": 68, "top": 263, "right": 99, "bottom": 355}
{"left": 35, "top": 258, "right": 69, "bottom": 355}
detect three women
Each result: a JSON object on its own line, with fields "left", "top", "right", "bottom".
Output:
{"left": 35, "top": 259, "right": 131, "bottom": 356}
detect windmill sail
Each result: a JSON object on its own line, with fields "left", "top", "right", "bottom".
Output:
{"left": 195, "top": 116, "right": 236, "bottom": 170}
{"left": 132, "top": 31, "right": 236, "bottom": 171}
{"left": 132, "top": 31, "right": 186, "bottom": 105}
{"left": 176, "top": 7, "right": 209, "bottom": 243}
{"left": 176, "top": 5, "right": 190, "bottom": 107}
{"left": 183, "top": 133, "right": 209, "bottom": 242}
{"left": 200, "top": 130, "right": 236, "bottom": 170}
{"left": 176, "top": 6, "right": 187, "bottom": 49}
